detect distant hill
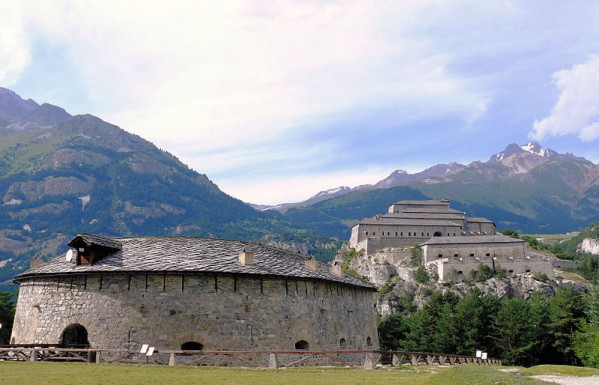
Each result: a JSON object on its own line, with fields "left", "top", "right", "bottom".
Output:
{"left": 277, "top": 143, "right": 599, "bottom": 238}
{"left": 0, "top": 88, "right": 336, "bottom": 287}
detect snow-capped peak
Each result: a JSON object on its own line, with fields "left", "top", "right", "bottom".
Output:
{"left": 314, "top": 186, "right": 351, "bottom": 198}
{"left": 520, "top": 142, "right": 558, "bottom": 158}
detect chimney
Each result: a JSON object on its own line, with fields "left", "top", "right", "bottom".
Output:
{"left": 305, "top": 258, "right": 320, "bottom": 271}
{"left": 239, "top": 246, "right": 254, "bottom": 266}
{"left": 30, "top": 256, "right": 43, "bottom": 269}
{"left": 330, "top": 265, "right": 343, "bottom": 277}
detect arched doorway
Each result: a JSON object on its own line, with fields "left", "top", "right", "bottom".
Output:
{"left": 295, "top": 340, "right": 309, "bottom": 350}
{"left": 60, "top": 324, "right": 89, "bottom": 348}
{"left": 339, "top": 338, "right": 347, "bottom": 349}
{"left": 433, "top": 231, "right": 442, "bottom": 237}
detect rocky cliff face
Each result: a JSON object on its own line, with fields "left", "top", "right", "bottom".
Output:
{"left": 578, "top": 238, "right": 599, "bottom": 255}
{"left": 335, "top": 244, "right": 586, "bottom": 318}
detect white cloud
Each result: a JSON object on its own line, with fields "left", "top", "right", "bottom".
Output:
{"left": 217, "top": 166, "right": 393, "bottom": 205}
{"left": 0, "top": 1, "right": 30, "bottom": 85}
{"left": 531, "top": 56, "right": 599, "bottom": 142}
{"left": 14, "top": 1, "right": 489, "bottom": 145}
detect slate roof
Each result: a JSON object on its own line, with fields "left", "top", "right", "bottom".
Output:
{"left": 68, "top": 233, "right": 122, "bottom": 250}
{"left": 16, "top": 234, "right": 374, "bottom": 289}
{"left": 420, "top": 234, "right": 525, "bottom": 246}
{"left": 382, "top": 213, "right": 466, "bottom": 220}
{"left": 358, "top": 217, "right": 463, "bottom": 227}
{"left": 466, "top": 217, "right": 495, "bottom": 223}
{"left": 397, "top": 207, "right": 466, "bottom": 215}
{"left": 391, "top": 200, "right": 450, "bottom": 205}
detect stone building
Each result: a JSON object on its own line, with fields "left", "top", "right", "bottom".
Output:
{"left": 350, "top": 200, "right": 496, "bottom": 254}
{"left": 421, "top": 234, "right": 553, "bottom": 281}
{"left": 349, "top": 200, "right": 554, "bottom": 282}
{"left": 11, "top": 234, "right": 378, "bottom": 351}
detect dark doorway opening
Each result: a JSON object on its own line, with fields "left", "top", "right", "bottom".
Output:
{"left": 60, "top": 324, "right": 89, "bottom": 348}
{"left": 295, "top": 340, "right": 309, "bottom": 350}
{"left": 181, "top": 341, "right": 204, "bottom": 351}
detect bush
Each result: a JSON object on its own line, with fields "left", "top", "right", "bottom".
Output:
{"left": 414, "top": 266, "right": 429, "bottom": 283}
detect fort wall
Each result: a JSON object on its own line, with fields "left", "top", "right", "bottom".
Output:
{"left": 11, "top": 273, "right": 378, "bottom": 351}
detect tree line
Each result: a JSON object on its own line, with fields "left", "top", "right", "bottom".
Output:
{"left": 378, "top": 286, "right": 599, "bottom": 368}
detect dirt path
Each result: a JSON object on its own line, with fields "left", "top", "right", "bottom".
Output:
{"left": 532, "top": 375, "right": 599, "bottom": 385}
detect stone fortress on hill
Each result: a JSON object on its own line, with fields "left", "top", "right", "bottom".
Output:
{"left": 349, "top": 200, "right": 554, "bottom": 282}
{"left": 11, "top": 234, "right": 378, "bottom": 351}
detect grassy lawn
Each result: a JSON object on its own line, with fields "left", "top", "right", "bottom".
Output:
{"left": 0, "top": 362, "right": 574, "bottom": 385}
{"left": 522, "top": 364, "right": 599, "bottom": 377}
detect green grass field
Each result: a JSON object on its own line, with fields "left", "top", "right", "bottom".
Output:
{"left": 3, "top": 362, "right": 597, "bottom": 384}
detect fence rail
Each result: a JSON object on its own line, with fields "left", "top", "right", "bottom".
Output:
{"left": 0, "top": 347, "right": 501, "bottom": 368}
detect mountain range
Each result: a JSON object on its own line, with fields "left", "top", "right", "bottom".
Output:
{"left": 271, "top": 141, "right": 598, "bottom": 238}
{"left": 1, "top": 87, "right": 598, "bottom": 287}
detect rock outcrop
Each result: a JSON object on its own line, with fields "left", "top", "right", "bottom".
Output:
{"left": 578, "top": 238, "right": 599, "bottom": 255}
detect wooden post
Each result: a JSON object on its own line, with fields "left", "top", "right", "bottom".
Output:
{"left": 268, "top": 353, "right": 278, "bottom": 369}
{"left": 363, "top": 353, "right": 375, "bottom": 370}
{"left": 169, "top": 352, "right": 176, "bottom": 366}
{"left": 392, "top": 354, "right": 401, "bottom": 366}
{"left": 411, "top": 354, "right": 419, "bottom": 366}
{"left": 96, "top": 351, "right": 102, "bottom": 364}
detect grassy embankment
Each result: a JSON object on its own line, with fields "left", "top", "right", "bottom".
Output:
{"left": 2, "top": 362, "right": 598, "bottom": 385}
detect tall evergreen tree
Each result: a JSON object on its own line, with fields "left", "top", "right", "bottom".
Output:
{"left": 492, "top": 298, "right": 536, "bottom": 366}
{"left": 573, "top": 285, "right": 599, "bottom": 368}
{"left": 546, "top": 287, "right": 586, "bottom": 365}
{"left": 0, "top": 290, "right": 15, "bottom": 345}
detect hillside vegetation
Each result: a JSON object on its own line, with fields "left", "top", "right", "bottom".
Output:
{"left": 0, "top": 89, "right": 337, "bottom": 288}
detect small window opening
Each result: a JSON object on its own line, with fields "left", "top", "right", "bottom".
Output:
{"left": 438, "top": 254, "right": 443, "bottom": 258}
{"left": 295, "top": 340, "right": 309, "bottom": 350}
{"left": 366, "top": 337, "right": 373, "bottom": 347}
{"left": 470, "top": 253, "right": 475, "bottom": 257}
{"left": 339, "top": 338, "right": 347, "bottom": 349}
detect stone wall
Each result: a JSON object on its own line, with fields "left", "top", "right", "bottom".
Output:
{"left": 11, "top": 273, "right": 379, "bottom": 351}
{"left": 422, "top": 241, "right": 526, "bottom": 264}
{"left": 428, "top": 254, "right": 555, "bottom": 282}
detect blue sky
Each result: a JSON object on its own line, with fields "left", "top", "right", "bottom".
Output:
{"left": 1, "top": 1, "right": 599, "bottom": 204}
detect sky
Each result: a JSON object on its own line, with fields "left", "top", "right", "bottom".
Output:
{"left": 1, "top": 1, "right": 599, "bottom": 205}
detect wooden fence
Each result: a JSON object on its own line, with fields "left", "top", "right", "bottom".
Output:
{"left": 0, "top": 347, "right": 501, "bottom": 368}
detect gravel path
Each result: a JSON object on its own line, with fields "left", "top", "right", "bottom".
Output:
{"left": 532, "top": 375, "right": 599, "bottom": 385}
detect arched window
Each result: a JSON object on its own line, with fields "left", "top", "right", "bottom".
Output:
{"left": 60, "top": 324, "right": 89, "bottom": 348}
{"left": 434, "top": 231, "right": 442, "bottom": 237}
{"left": 295, "top": 340, "right": 309, "bottom": 350}
{"left": 181, "top": 341, "right": 203, "bottom": 351}
{"left": 366, "top": 337, "right": 373, "bottom": 347}
{"left": 339, "top": 338, "right": 347, "bottom": 349}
